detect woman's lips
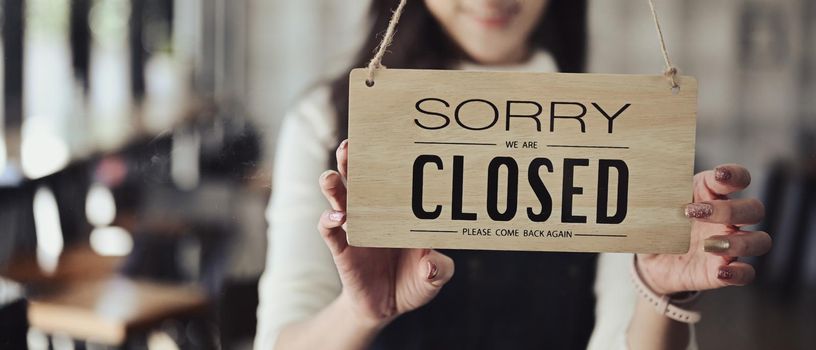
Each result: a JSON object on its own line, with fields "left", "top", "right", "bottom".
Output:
{"left": 464, "top": 6, "right": 519, "bottom": 29}
{"left": 470, "top": 14, "right": 512, "bottom": 28}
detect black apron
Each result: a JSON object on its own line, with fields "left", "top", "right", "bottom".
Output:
{"left": 371, "top": 250, "right": 598, "bottom": 350}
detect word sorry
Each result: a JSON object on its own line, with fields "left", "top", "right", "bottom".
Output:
{"left": 414, "top": 98, "right": 632, "bottom": 133}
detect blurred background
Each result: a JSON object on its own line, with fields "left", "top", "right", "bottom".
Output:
{"left": 0, "top": 0, "right": 813, "bottom": 349}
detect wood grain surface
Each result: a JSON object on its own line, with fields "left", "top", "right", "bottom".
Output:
{"left": 347, "top": 68, "right": 697, "bottom": 254}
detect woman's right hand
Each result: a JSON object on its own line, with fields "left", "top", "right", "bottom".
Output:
{"left": 318, "top": 139, "right": 455, "bottom": 329}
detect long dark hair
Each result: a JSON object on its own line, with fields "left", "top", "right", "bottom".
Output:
{"left": 329, "top": 0, "right": 588, "bottom": 146}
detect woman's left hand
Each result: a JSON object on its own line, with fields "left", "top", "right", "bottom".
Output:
{"left": 637, "top": 163, "right": 771, "bottom": 295}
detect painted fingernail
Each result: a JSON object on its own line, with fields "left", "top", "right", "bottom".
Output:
{"left": 329, "top": 211, "right": 345, "bottom": 222}
{"left": 714, "top": 166, "right": 732, "bottom": 183}
{"left": 427, "top": 261, "right": 438, "bottom": 280}
{"left": 320, "top": 170, "right": 333, "bottom": 182}
{"left": 685, "top": 203, "right": 713, "bottom": 218}
{"left": 717, "top": 267, "right": 734, "bottom": 280}
{"left": 704, "top": 238, "right": 730, "bottom": 252}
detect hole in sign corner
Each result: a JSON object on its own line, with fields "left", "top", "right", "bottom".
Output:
{"left": 365, "top": 79, "right": 375, "bottom": 87}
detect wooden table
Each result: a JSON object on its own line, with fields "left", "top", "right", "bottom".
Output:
{"left": 2, "top": 245, "right": 209, "bottom": 346}
{"left": 1, "top": 246, "right": 122, "bottom": 284}
{"left": 27, "top": 277, "right": 208, "bottom": 345}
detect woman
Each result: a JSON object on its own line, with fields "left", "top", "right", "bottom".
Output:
{"left": 255, "top": 1, "right": 771, "bottom": 349}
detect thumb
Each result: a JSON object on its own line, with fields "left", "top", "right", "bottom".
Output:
{"left": 419, "top": 250, "right": 454, "bottom": 288}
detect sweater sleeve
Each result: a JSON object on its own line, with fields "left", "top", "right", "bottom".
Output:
{"left": 586, "top": 253, "right": 698, "bottom": 350}
{"left": 254, "top": 88, "right": 343, "bottom": 350}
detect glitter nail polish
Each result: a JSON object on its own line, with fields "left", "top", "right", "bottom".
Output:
{"left": 685, "top": 203, "right": 713, "bottom": 218}
{"left": 717, "top": 268, "right": 734, "bottom": 280}
{"left": 714, "top": 167, "right": 732, "bottom": 183}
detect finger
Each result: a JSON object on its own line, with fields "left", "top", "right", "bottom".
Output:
{"left": 685, "top": 198, "right": 765, "bottom": 225}
{"left": 318, "top": 210, "right": 348, "bottom": 255}
{"left": 419, "top": 250, "right": 455, "bottom": 288}
{"left": 713, "top": 262, "right": 755, "bottom": 287}
{"left": 320, "top": 170, "right": 347, "bottom": 211}
{"left": 336, "top": 139, "right": 349, "bottom": 179}
{"left": 703, "top": 231, "right": 772, "bottom": 257}
{"left": 702, "top": 164, "right": 751, "bottom": 196}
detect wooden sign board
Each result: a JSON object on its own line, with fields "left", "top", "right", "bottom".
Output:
{"left": 347, "top": 68, "right": 697, "bottom": 254}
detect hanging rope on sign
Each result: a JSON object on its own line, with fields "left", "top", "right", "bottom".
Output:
{"left": 365, "top": 0, "right": 409, "bottom": 86}
{"left": 647, "top": 0, "right": 680, "bottom": 89}
{"left": 365, "top": 0, "right": 681, "bottom": 90}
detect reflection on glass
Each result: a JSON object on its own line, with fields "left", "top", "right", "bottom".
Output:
{"left": 32, "top": 186, "right": 64, "bottom": 274}
{"left": 144, "top": 53, "right": 189, "bottom": 134}
{"left": 20, "top": 116, "right": 70, "bottom": 179}
{"left": 89, "top": 226, "right": 132, "bottom": 257}
{"left": 0, "top": 132, "right": 6, "bottom": 175}
{"left": 171, "top": 128, "right": 200, "bottom": 190}
{"left": 88, "top": 0, "right": 133, "bottom": 150}
{"left": 25, "top": 328, "right": 49, "bottom": 350}
{"left": 0, "top": 34, "right": 4, "bottom": 173}
{"left": 23, "top": 0, "right": 74, "bottom": 177}
{"left": 85, "top": 182, "right": 116, "bottom": 226}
